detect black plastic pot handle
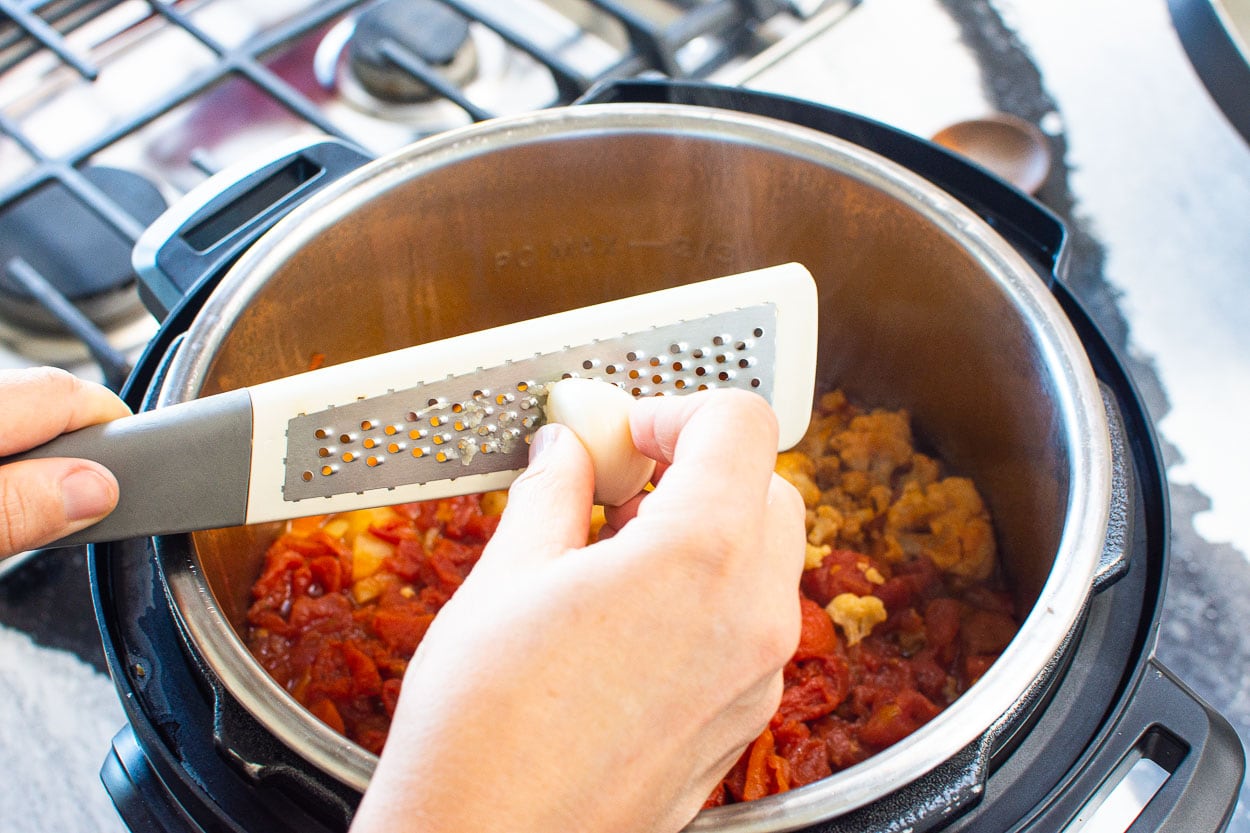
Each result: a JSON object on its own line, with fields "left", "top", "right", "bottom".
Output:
{"left": 1125, "top": 661, "right": 1245, "bottom": 832}
{"left": 1032, "top": 658, "right": 1244, "bottom": 832}
{"left": 100, "top": 727, "right": 187, "bottom": 833}
{"left": 577, "top": 79, "right": 1069, "bottom": 285}
{"left": 131, "top": 136, "right": 373, "bottom": 320}
{"left": 207, "top": 672, "right": 358, "bottom": 831}
{"left": 1093, "top": 382, "right": 1134, "bottom": 591}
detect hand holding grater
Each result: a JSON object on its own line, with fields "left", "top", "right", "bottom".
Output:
{"left": 7, "top": 263, "right": 818, "bottom": 547}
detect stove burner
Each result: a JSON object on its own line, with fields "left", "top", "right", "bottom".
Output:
{"left": 346, "top": 0, "right": 479, "bottom": 104}
{"left": 0, "top": 166, "right": 166, "bottom": 336}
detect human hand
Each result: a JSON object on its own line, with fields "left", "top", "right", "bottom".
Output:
{"left": 0, "top": 367, "right": 130, "bottom": 557}
{"left": 352, "top": 388, "right": 806, "bottom": 833}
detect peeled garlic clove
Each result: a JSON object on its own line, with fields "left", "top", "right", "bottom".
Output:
{"left": 544, "top": 378, "right": 656, "bottom": 506}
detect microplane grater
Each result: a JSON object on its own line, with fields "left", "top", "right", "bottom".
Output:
{"left": 283, "top": 305, "right": 778, "bottom": 501}
{"left": 10, "top": 263, "right": 818, "bottom": 546}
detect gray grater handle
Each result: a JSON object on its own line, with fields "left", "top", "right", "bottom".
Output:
{"left": 1, "top": 389, "right": 254, "bottom": 546}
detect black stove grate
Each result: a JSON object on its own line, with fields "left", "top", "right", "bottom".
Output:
{"left": 0, "top": 0, "right": 118, "bottom": 77}
{"left": 0, "top": 0, "right": 785, "bottom": 384}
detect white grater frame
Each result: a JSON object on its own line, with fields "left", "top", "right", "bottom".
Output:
{"left": 245, "top": 262, "right": 817, "bottom": 522}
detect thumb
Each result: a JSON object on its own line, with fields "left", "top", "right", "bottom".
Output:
{"left": 0, "top": 458, "right": 119, "bottom": 557}
{"left": 483, "top": 423, "right": 595, "bottom": 565}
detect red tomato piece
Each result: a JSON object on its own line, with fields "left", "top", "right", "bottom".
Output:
{"left": 794, "top": 595, "right": 839, "bottom": 659}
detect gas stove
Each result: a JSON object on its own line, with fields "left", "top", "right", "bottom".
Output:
{"left": 0, "top": 0, "right": 834, "bottom": 380}
{"left": 1, "top": 2, "right": 1248, "bottom": 833}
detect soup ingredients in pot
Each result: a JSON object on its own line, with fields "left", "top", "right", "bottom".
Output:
{"left": 243, "top": 389, "right": 1017, "bottom": 801}
{"left": 245, "top": 496, "right": 503, "bottom": 753}
{"left": 704, "top": 390, "right": 1017, "bottom": 805}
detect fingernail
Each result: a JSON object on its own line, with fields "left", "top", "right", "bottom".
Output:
{"left": 61, "top": 469, "right": 116, "bottom": 522}
{"left": 528, "top": 423, "right": 563, "bottom": 464}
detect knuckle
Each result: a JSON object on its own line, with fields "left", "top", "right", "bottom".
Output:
{"left": 774, "top": 473, "right": 806, "bottom": 515}
{"left": 760, "top": 606, "right": 802, "bottom": 667}
{"left": 23, "top": 366, "right": 78, "bottom": 403}
{"left": 0, "top": 474, "right": 38, "bottom": 555}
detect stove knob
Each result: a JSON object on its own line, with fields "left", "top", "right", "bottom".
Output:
{"left": 346, "top": 0, "right": 478, "bottom": 104}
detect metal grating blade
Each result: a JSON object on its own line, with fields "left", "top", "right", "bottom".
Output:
{"left": 282, "top": 303, "right": 777, "bottom": 502}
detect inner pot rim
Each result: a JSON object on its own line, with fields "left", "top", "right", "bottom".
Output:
{"left": 154, "top": 102, "right": 1112, "bottom": 830}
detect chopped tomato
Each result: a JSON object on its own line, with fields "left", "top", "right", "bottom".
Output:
{"left": 245, "top": 494, "right": 496, "bottom": 752}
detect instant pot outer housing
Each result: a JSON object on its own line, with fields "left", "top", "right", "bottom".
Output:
{"left": 96, "top": 87, "right": 1242, "bottom": 833}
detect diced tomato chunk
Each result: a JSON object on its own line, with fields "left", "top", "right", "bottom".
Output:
{"left": 245, "top": 495, "right": 495, "bottom": 755}
{"left": 795, "top": 595, "right": 839, "bottom": 659}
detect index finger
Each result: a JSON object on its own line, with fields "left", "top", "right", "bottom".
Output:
{"left": 0, "top": 367, "right": 131, "bottom": 456}
{"left": 627, "top": 388, "right": 781, "bottom": 513}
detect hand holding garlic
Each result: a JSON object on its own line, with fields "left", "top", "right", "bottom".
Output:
{"left": 356, "top": 385, "right": 806, "bottom": 833}
{"left": 543, "top": 377, "right": 658, "bottom": 506}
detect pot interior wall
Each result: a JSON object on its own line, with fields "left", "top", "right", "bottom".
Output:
{"left": 191, "top": 128, "right": 1068, "bottom": 643}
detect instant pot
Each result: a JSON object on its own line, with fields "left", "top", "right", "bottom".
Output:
{"left": 92, "top": 82, "right": 1245, "bottom": 833}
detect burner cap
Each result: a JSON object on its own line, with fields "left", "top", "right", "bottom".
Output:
{"left": 0, "top": 166, "right": 166, "bottom": 334}
{"left": 347, "top": 0, "right": 478, "bottom": 103}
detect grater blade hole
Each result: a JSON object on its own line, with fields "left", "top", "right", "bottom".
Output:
{"left": 751, "top": 378, "right": 761, "bottom": 388}
{"left": 302, "top": 471, "right": 313, "bottom": 482}
{"left": 339, "top": 433, "right": 351, "bottom": 444}
{"left": 754, "top": 327, "right": 764, "bottom": 337}
{"left": 314, "top": 428, "right": 328, "bottom": 440}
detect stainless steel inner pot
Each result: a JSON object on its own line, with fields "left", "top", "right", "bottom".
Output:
{"left": 154, "top": 103, "right": 1112, "bottom": 832}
